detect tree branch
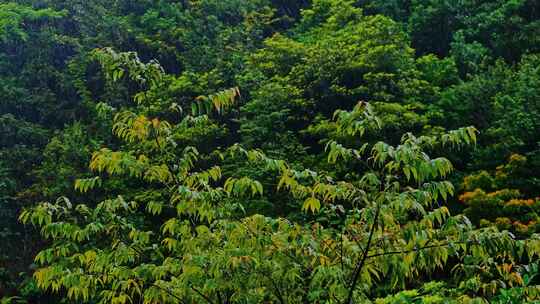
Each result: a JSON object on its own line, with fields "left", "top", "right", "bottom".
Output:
{"left": 366, "top": 240, "right": 473, "bottom": 260}
{"left": 151, "top": 283, "right": 187, "bottom": 304}
{"left": 345, "top": 203, "right": 380, "bottom": 304}
{"left": 191, "top": 286, "right": 216, "bottom": 304}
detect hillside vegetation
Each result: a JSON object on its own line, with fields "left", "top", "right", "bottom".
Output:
{"left": 1, "top": 0, "right": 539, "bottom": 303}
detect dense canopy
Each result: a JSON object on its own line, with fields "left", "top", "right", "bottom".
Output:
{"left": 1, "top": 0, "right": 539, "bottom": 303}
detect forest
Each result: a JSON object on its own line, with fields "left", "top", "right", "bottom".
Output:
{"left": 0, "top": 0, "right": 539, "bottom": 303}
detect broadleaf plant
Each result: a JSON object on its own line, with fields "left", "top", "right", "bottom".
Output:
{"left": 20, "top": 50, "right": 540, "bottom": 304}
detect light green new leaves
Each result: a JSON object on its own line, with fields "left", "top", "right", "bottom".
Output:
{"left": 302, "top": 196, "right": 321, "bottom": 213}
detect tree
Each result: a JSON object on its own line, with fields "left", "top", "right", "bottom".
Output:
{"left": 1, "top": 0, "right": 540, "bottom": 302}
{"left": 238, "top": 0, "right": 427, "bottom": 157}
{"left": 20, "top": 51, "right": 540, "bottom": 303}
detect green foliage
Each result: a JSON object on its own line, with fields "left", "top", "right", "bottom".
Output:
{"left": 406, "top": 0, "right": 540, "bottom": 60}
{"left": 238, "top": 5, "right": 429, "bottom": 160}
{"left": 0, "top": 3, "right": 64, "bottom": 42}
{"left": 1, "top": 0, "right": 540, "bottom": 302}
{"left": 19, "top": 59, "right": 540, "bottom": 301}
